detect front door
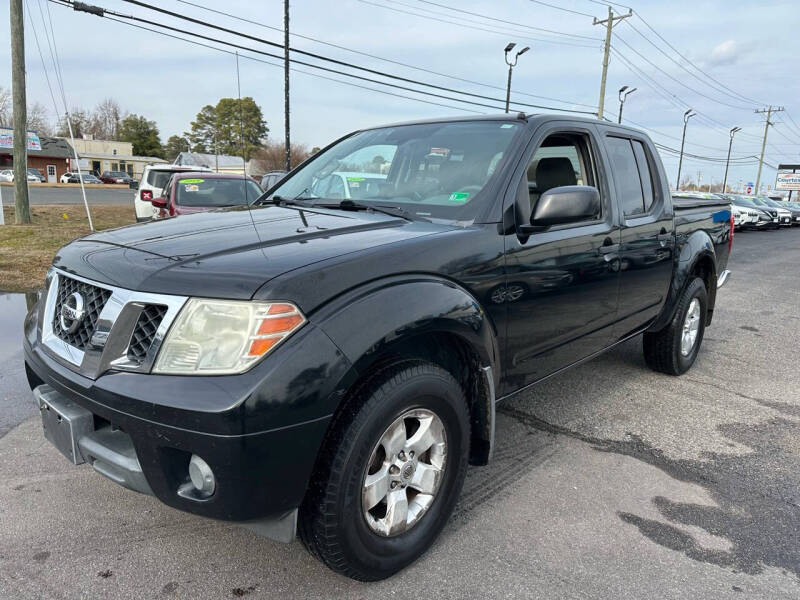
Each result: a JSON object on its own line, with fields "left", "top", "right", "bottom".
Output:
{"left": 599, "top": 131, "right": 675, "bottom": 339}
{"left": 46, "top": 164, "right": 57, "bottom": 183}
{"left": 502, "top": 124, "right": 621, "bottom": 394}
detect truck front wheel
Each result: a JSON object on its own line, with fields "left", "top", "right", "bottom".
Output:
{"left": 643, "top": 277, "right": 708, "bottom": 375}
{"left": 299, "top": 361, "right": 470, "bottom": 581}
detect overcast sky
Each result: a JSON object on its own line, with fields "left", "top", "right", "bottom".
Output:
{"left": 3, "top": 0, "right": 799, "bottom": 189}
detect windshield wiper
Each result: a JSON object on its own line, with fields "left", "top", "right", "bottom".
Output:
{"left": 254, "top": 186, "right": 316, "bottom": 207}
{"left": 313, "top": 199, "right": 427, "bottom": 222}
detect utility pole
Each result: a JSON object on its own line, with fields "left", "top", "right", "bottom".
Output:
{"left": 722, "top": 126, "right": 740, "bottom": 194}
{"left": 10, "top": 0, "right": 30, "bottom": 224}
{"left": 754, "top": 106, "right": 784, "bottom": 194}
{"left": 594, "top": 7, "right": 632, "bottom": 120}
{"left": 283, "top": 0, "right": 291, "bottom": 172}
{"left": 676, "top": 109, "right": 696, "bottom": 191}
{"left": 503, "top": 43, "right": 529, "bottom": 113}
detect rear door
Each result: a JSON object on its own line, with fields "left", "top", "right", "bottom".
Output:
{"left": 598, "top": 129, "right": 674, "bottom": 339}
{"left": 501, "top": 122, "right": 621, "bottom": 393}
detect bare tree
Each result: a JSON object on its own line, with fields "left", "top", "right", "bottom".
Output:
{"left": 89, "top": 97, "right": 124, "bottom": 139}
{"left": 27, "top": 101, "right": 52, "bottom": 136}
{"left": 251, "top": 141, "right": 310, "bottom": 174}
{"left": 0, "top": 86, "right": 11, "bottom": 127}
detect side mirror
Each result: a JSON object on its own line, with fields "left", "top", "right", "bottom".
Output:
{"left": 521, "top": 186, "right": 600, "bottom": 233}
{"left": 151, "top": 196, "right": 167, "bottom": 209}
{"left": 129, "top": 181, "right": 139, "bottom": 190}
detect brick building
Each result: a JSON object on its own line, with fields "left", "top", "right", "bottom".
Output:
{"left": 0, "top": 136, "right": 74, "bottom": 182}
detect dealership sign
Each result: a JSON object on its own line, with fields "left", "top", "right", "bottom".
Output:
{"left": 776, "top": 172, "right": 800, "bottom": 191}
{"left": 0, "top": 127, "right": 42, "bottom": 151}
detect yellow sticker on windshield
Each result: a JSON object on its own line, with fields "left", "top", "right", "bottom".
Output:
{"left": 448, "top": 192, "right": 469, "bottom": 203}
{"left": 179, "top": 178, "right": 204, "bottom": 184}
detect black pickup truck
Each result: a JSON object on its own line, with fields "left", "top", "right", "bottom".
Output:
{"left": 23, "top": 114, "right": 732, "bottom": 580}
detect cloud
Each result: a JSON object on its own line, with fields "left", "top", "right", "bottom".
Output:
{"left": 708, "top": 40, "right": 739, "bottom": 66}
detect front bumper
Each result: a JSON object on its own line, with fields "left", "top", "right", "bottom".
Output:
{"left": 24, "top": 313, "right": 352, "bottom": 524}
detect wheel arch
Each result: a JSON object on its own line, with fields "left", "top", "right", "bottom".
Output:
{"left": 647, "top": 231, "right": 718, "bottom": 332}
{"left": 312, "top": 276, "right": 500, "bottom": 467}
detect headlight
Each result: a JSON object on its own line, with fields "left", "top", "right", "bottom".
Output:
{"left": 153, "top": 299, "right": 305, "bottom": 375}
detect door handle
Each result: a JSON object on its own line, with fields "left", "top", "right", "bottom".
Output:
{"left": 657, "top": 231, "right": 672, "bottom": 247}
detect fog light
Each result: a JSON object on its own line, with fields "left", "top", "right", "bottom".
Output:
{"left": 188, "top": 454, "right": 215, "bottom": 495}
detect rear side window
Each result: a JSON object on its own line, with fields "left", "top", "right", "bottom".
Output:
{"left": 606, "top": 136, "right": 645, "bottom": 217}
{"left": 147, "top": 170, "right": 175, "bottom": 189}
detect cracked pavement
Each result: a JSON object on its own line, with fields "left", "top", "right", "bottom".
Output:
{"left": 1, "top": 227, "right": 799, "bottom": 599}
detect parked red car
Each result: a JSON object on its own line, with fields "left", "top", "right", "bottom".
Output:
{"left": 99, "top": 170, "right": 136, "bottom": 184}
{"left": 150, "top": 171, "right": 263, "bottom": 218}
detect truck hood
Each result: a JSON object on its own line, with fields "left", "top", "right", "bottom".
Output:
{"left": 52, "top": 205, "right": 447, "bottom": 299}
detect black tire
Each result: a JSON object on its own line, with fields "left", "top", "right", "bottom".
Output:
{"left": 299, "top": 361, "right": 470, "bottom": 581}
{"left": 643, "top": 277, "right": 708, "bottom": 376}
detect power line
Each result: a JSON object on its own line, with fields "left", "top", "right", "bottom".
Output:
{"left": 176, "top": 0, "right": 599, "bottom": 109}
{"left": 357, "top": 0, "right": 599, "bottom": 48}
{"left": 91, "top": 9, "right": 486, "bottom": 115}
{"left": 622, "top": 19, "right": 759, "bottom": 109}
{"left": 631, "top": 11, "right": 766, "bottom": 107}
{"left": 526, "top": 0, "right": 595, "bottom": 19}
{"left": 613, "top": 33, "right": 753, "bottom": 111}
{"left": 409, "top": 0, "right": 601, "bottom": 40}
{"left": 108, "top": 0, "right": 596, "bottom": 114}
{"left": 23, "top": 0, "right": 60, "bottom": 118}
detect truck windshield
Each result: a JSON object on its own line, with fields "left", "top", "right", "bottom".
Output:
{"left": 265, "top": 120, "right": 524, "bottom": 221}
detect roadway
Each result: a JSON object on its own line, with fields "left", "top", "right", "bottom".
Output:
{"left": 0, "top": 184, "right": 133, "bottom": 205}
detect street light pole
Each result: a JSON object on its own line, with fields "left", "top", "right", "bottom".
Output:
{"left": 722, "top": 127, "right": 741, "bottom": 194}
{"left": 503, "top": 43, "right": 529, "bottom": 113}
{"left": 617, "top": 85, "right": 636, "bottom": 124}
{"left": 676, "top": 109, "right": 696, "bottom": 190}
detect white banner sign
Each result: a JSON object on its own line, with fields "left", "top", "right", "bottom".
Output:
{"left": 776, "top": 172, "right": 800, "bottom": 191}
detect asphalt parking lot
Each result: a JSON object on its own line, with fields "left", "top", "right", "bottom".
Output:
{"left": 1, "top": 226, "right": 798, "bottom": 599}
{"left": 0, "top": 184, "right": 133, "bottom": 205}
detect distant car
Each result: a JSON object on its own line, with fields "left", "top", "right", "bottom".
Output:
{"left": 753, "top": 196, "right": 793, "bottom": 227}
{"left": 732, "top": 195, "right": 779, "bottom": 229}
{"left": 27, "top": 168, "right": 46, "bottom": 182}
{"left": 100, "top": 170, "right": 136, "bottom": 184}
{"left": 773, "top": 200, "right": 800, "bottom": 225}
{"left": 63, "top": 172, "right": 103, "bottom": 184}
{"left": 310, "top": 171, "right": 387, "bottom": 200}
{"left": 134, "top": 164, "right": 213, "bottom": 222}
{"left": 718, "top": 194, "right": 759, "bottom": 230}
{"left": 260, "top": 170, "right": 287, "bottom": 191}
{"left": 0, "top": 169, "right": 13, "bottom": 182}
{"left": 150, "top": 171, "right": 263, "bottom": 218}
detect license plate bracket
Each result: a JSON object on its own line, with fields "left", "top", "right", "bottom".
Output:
{"left": 34, "top": 385, "right": 94, "bottom": 465}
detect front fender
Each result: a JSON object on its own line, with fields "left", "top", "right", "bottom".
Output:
{"left": 648, "top": 229, "right": 716, "bottom": 332}
{"left": 312, "top": 275, "right": 500, "bottom": 380}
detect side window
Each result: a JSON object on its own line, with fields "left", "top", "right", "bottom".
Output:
{"left": 525, "top": 132, "right": 597, "bottom": 216}
{"left": 606, "top": 137, "right": 645, "bottom": 217}
{"left": 631, "top": 140, "right": 655, "bottom": 213}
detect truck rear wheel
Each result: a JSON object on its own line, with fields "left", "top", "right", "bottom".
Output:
{"left": 643, "top": 277, "right": 708, "bottom": 375}
{"left": 299, "top": 361, "right": 470, "bottom": 581}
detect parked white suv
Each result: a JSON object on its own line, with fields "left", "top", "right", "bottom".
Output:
{"left": 134, "top": 164, "right": 213, "bottom": 221}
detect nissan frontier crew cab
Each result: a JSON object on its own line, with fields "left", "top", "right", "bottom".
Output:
{"left": 24, "top": 114, "right": 732, "bottom": 581}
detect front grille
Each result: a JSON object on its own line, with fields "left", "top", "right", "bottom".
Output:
{"left": 52, "top": 276, "right": 112, "bottom": 350}
{"left": 127, "top": 304, "right": 167, "bottom": 363}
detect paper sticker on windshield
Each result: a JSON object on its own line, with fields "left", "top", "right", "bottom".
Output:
{"left": 184, "top": 184, "right": 199, "bottom": 192}
{"left": 429, "top": 147, "right": 450, "bottom": 158}
{"left": 179, "top": 178, "right": 204, "bottom": 184}
{"left": 346, "top": 177, "right": 364, "bottom": 188}
{"left": 448, "top": 192, "right": 469, "bottom": 203}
